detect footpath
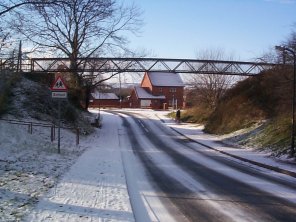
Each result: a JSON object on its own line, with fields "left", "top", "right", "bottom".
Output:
{"left": 24, "top": 113, "right": 134, "bottom": 222}
{"left": 156, "top": 112, "right": 296, "bottom": 179}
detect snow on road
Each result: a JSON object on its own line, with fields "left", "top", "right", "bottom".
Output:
{"left": 128, "top": 111, "right": 296, "bottom": 221}
{"left": 153, "top": 110, "right": 296, "bottom": 176}
{"left": 117, "top": 112, "right": 186, "bottom": 222}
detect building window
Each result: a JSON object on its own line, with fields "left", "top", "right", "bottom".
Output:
{"left": 159, "top": 87, "right": 163, "bottom": 92}
{"left": 169, "top": 88, "right": 176, "bottom": 93}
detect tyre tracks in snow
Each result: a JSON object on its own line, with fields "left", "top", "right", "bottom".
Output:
{"left": 114, "top": 110, "right": 296, "bottom": 222}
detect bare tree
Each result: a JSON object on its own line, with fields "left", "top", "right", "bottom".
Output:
{"left": 189, "top": 49, "right": 241, "bottom": 109}
{"left": 261, "top": 27, "right": 296, "bottom": 64}
{"left": 11, "top": 0, "right": 142, "bottom": 84}
{"left": 0, "top": 0, "right": 65, "bottom": 17}
{"left": 0, "top": 29, "right": 11, "bottom": 55}
{"left": 190, "top": 74, "right": 232, "bottom": 108}
{"left": 7, "top": 0, "right": 142, "bottom": 109}
{"left": 283, "top": 30, "right": 296, "bottom": 63}
{"left": 0, "top": 0, "right": 67, "bottom": 70}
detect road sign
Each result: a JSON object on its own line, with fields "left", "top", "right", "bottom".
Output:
{"left": 51, "top": 76, "right": 68, "bottom": 91}
{"left": 52, "top": 91, "right": 67, "bottom": 99}
{"left": 50, "top": 76, "right": 68, "bottom": 154}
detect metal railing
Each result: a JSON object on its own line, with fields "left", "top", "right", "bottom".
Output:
{"left": 0, "top": 118, "right": 80, "bottom": 147}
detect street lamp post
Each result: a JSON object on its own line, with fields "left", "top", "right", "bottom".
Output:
{"left": 275, "top": 46, "right": 296, "bottom": 156}
{"left": 119, "top": 72, "right": 122, "bottom": 108}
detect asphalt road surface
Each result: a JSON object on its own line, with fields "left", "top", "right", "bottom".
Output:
{"left": 114, "top": 111, "right": 296, "bottom": 222}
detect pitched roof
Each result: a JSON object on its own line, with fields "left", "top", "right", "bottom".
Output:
{"left": 147, "top": 72, "right": 184, "bottom": 87}
{"left": 91, "top": 92, "right": 119, "bottom": 100}
{"left": 134, "top": 86, "right": 165, "bottom": 99}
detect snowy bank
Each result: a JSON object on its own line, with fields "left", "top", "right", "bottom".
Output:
{"left": 0, "top": 118, "right": 94, "bottom": 221}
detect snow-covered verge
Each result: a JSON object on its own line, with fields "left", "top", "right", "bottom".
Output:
{"left": 0, "top": 75, "right": 97, "bottom": 221}
{"left": 0, "top": 119, "right": 97, "bottom": 221}
{"left": 219, "top": 122, "right": 287, "bottom": 155}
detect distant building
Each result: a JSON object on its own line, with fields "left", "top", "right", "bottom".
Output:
{"left": 89, "top": 91, "right": 119, "bottom": 108}
{"left": 129, "top": 72, "right": 184, "bottom": 109}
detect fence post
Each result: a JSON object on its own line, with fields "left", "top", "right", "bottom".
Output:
{"left": 28, "top": 123, "right": 33, "bottom": 134}
{"left": 51, "top": 125, "right": 54, "bottom": 142}
{"left": 53, "top": 124, "right": 55, "bottom": 140}
{"left": 31, "top": 59, "right": 34, "bottom": 72}
{"left": 76, "top": 128, "right": 79, "bottom": 145}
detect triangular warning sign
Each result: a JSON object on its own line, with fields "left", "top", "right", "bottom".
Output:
{"left": 51, "top": 76, "right": 68, "bottom": 91}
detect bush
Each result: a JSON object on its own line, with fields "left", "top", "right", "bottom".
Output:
{"left": 181, "top": 105, "right": 213, "bottom": 124}
{"left": 204, "top": 68, "right": 292, "bottom": 135}
{"left": 0, "top": 71, "right": 20, "bottom": 115}
{"left": 204, "top": 97, "right": 267, "bottom": 134}
{"left": 63, "top": 104, "right": 78, "bottom": 122}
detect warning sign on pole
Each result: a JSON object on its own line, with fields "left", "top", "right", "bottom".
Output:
{"left": 50, "top": 76, "right": 69, "bottom": 154}
{"left": 51, "top": 76, "right": 68, "bottom": 91}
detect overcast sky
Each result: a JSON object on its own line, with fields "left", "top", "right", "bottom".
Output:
{"left": 125, "top": 0, "right": 296, "bottom": 61}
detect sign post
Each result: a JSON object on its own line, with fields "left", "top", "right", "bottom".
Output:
{"left": 51, "top": 76, "right": 68, "bottom": 153}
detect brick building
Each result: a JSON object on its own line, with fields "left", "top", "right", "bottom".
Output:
{"left": 129, "top": 72, "right": 184, "bottom": 109}
{"left": 89, "top": 91, "right": 120, "bottom": 108}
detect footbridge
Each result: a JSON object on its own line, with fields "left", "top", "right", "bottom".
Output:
{"left": 1, "top": 57, "right": 276, "bottom": 76}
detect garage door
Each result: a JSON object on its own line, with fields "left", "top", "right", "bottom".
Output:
{"left": 140, "top": 100, "right": 151, "bottom": 107}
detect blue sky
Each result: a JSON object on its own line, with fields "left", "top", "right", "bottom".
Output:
{"left": 125, "top": 0, "right": 296, "bottom": 61}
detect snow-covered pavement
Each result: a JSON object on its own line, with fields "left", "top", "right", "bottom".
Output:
{"left": 25, "top": 112, "right": 134, "bottom": 222}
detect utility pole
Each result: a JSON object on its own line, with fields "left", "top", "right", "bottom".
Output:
{"left": 16, "top": 40, "right": 22, "bottom": 74}
{"left": 119, "top": 72, "right": 122, "bottom": 108}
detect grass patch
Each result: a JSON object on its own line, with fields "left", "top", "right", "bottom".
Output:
{"left": 204, "top": 94, "right": 267, "bottom": 135}
{"left": 253, "top": 115, "right": 290, "bottom": 154}
{"left": 181, "top": 106, "right": 212, "bottom": 124}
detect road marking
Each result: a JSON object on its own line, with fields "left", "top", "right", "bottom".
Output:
{"left": 138, "top": 120, "right": 149, "bottom": 133}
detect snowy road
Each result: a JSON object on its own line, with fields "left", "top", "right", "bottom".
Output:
{"left": 24, "top": 110, "right": 296, "bottom": 222}
{"left": 116, "top": 110, "right": 296, "bottom": 222}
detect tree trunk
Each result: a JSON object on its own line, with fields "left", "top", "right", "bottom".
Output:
{"left": 84, "top": 85, "right": 92, "bottom": 110}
